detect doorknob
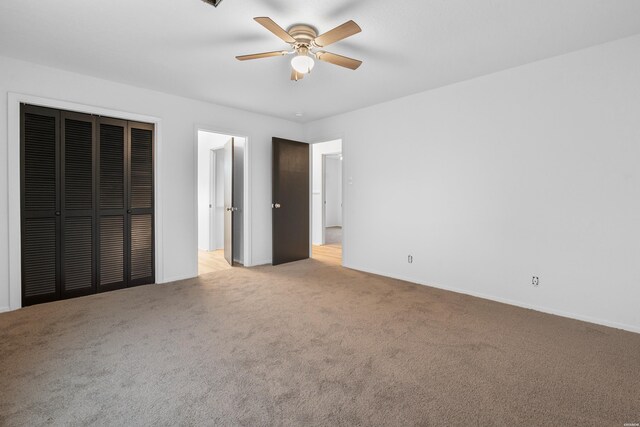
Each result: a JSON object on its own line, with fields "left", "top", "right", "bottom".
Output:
{"left": 272, "top": 203, "right": 281, "bottom": 209}
{"left": 226, "top": 207, "right": 238, "bottom": 212}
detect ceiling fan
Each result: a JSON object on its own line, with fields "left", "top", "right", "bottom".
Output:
{"left": 236, "top": 17, "right": 363, "bottom": 81}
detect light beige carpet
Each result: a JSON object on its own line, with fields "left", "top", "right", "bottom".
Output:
{"left": 1, "top": 250, "right": 639, "bottom": 426}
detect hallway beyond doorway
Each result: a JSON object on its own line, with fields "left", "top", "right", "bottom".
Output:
{"left": 198, "top": 250, "right": 232, "bottom": 275}
{"left": 311, "top": 243, "right": 341, "bottom": 264}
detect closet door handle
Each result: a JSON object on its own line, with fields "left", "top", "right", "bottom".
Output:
{"left": 127, "top": 209, "right": 132, "bottom": 214}
{"left": 55, "top": 211, "right": 61, "bottom": 216}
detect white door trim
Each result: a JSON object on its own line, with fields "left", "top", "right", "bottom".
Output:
{"left": 7, "top": 92, "right": 164, "bottom": 311}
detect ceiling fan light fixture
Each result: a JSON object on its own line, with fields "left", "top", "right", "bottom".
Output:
{"left": 291, "top": 54, "right": 315, "bottom": 74}
{"left": 237, "top": 18, "right": 362, "bottom": 79}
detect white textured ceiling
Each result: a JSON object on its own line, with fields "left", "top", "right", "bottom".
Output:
{"left": 1, "top": 0, "right": 640, "bottom": 122}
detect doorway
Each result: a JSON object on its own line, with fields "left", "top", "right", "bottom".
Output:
{"left": 311, "top": 139, "right": 343, "bottom": 263}
{"left": 197, "top": 130, "right": 246, "bottom": 275}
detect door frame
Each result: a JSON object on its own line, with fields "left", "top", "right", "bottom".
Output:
{"left": 308, "top": 138, "right": 345, "bottom": 265}
{"left": 194, "top": 126, "right": 252, "bottom": 268}
{"left": 7, "top": 92, "right": 164, "bottom": 311}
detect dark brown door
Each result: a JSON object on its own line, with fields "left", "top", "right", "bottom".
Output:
{"left": 97, "top": 119, "right": 155, "bottom": 289}
{"left": 97, "top": 117, "right": 128, "bottom": 292}
{"left": 21, "top": 105, "right": 61, "bottom": 306}
{"left": 272, "top": 137, "right": 309, "bottom": 265}
{"left": 223, "top": 138, "right": 234, "bottom": 265}
{"left": 128, "top": 122, "right": 155, "bottom": 286}
{"left": 60, "top": 111, "right": 96, "bottom": 298}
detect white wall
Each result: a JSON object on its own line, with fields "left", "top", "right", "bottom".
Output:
{"left": 0, "top": 55, "right": 303, "bottom": 311}
{"left": 197, "top": 132, "right": 229, "bottom": 251}
{"left": 4, "top": 35, "right": 640, "bottom": 333}
{"left": 311, "top": 140, "right": 342, "bottom": 245}
{"left": 325, "top": 156, "right": 342, "bottom": 228}
{"left": 305, "top": 34, "right": 640, "bottom": 333}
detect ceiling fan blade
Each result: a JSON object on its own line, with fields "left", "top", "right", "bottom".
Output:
{"left": 291, "top": 69, "right": 304, "bottom": 81}
{"left": 236, "top": 50, "right": 287, "bottom": 61}
{"left": 314, "top": 20, "right": 361, "bottom": 47}
{"left": 316, "top": 51, "right": 362, "bottom": 70}
{"left": 254, "top": 17, "right": 297, "bottom": 44}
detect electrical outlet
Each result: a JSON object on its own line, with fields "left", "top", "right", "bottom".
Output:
{"left": 532, "top": 276, "right": 539, "bottom": 287}
{"left": 408, "top": 255, "right": 413, "bottom": 264}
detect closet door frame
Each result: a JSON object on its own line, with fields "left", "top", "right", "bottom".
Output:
{"left": 9, "top": 93, "right": 163, "bottom": 311}
{"left": 19, "top": 104, "right": 156, "bottom": 306}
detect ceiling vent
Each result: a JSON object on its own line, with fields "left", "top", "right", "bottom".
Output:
{"left": 201, "top": 0, "right": 223, "bottom": 7}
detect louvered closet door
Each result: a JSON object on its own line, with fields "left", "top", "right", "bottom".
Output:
{"left": 128, "top": 122, "right": 154, "bottom": 286}
{"left": 61, "top": 112, "right": 96, "bottom": 298}
{"left": 21, "top": 105, "right": 61, "bottom": 306}
{"left": 97, "top": 117, "right": 128, "bottom": 291}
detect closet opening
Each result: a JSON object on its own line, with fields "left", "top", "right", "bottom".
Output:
{"left": 20, "top": 103, "right": 155, "bottom": 306}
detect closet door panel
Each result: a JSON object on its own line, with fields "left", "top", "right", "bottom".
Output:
{"left": 23, "top": 217, "right": 58, "bottom": 300}
{"left": 21, "top": 105, "right": 60, "bottom": 305}
{"left": 130, "top": 127, "right": 153, "bottom": 209}
{"left": 130, "top": 214, "right": 153, "bottom": 280}
{"left": 97, "top": 117, "right": 128, "bottom": 291}
{"left": 23, "top": 111, "right": 58, "bottom": 212}
{"left": 99, "top": 216, "right": 125, "bottom": 287}
{"left": 63, "top": 216, "right": 93, "bottom": 293}
{"left": 63, "top": 116, "right": 94, "bottom": 210}
{"left": 99, "top": 122, "right": 126, "bottom": 210}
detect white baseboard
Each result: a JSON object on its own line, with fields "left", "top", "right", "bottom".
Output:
{"left": 345, "top": 263, "right": 640, "bottom": 335}
{"left": 0, "top": 306, "right": 11, "bottom": 313}
{"left": 158, "top": 271, "right": 198, "bottom": 284}
{"left": 248, "top": 259, "right": 271, "bottom": 267}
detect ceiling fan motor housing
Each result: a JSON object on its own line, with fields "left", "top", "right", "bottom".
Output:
{"left": 288, "top": 25, "right": 319, "bottom": 46}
